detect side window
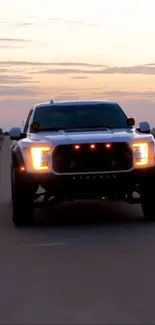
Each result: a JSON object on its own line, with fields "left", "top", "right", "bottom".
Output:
{"left": 23, "top": 109, "right": 33, "bottom": 133}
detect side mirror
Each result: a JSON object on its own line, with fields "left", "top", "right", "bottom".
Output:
{"left": 9, "top": 127, "right": 22, "bottom": 140}
{"left": 139, "top": 121, "right": 151, "bottom": 134}
{"left": 127, "top": 117, "right": 135, "bottom": 127}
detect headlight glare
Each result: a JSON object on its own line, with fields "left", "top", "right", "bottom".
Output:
{"left": 132, "top": 142, "right": 148, "bottom": 166}
{"left": 30, "top": 147, "right": 51, "bottom": 170}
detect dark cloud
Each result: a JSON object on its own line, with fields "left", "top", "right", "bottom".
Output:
{"left": 71, "top": 76, "right": 89, "bottom": 79}
{"left": 0, "top": 86, "right": 40, "bottom": 96}
{"left": 0, "top": 45, "right": 25, "bottom": 49}
{"left": 33, "top": 66, "right": 108, "bottom": 75}
{"left": 0, "top": 38, "right": 31, "bottom": 42}
{"left": 103, "top": 90, "right": 155, "bottom": 99}
{"left": 2, "top": 86, "right": 154, "bottom": 101}
{"left": 0, "top": 61, "right": 105, "bottom": 68}
{"left": 11, "top": 22, "right": 34, "bottom": 27}
{"left": 0, "top": 61, "right": 155, "bottom": 79}
{"left": 26, "top": 63, "right": 155, "bottom": 75}
{"left": 34, "top": 68, "right": 105, "bottom": 74}
{"left": 145, "top": 63, "right": 155, "bottom": 66}
{"left": 0, "top": 20, "right": 35, "bottom": 27}
{"left": 88, "top": 90, "right": 155, "bottom": 99}
{"left": 53, "top": 62, "right": 104, "bottom": 68}
{"left": 0, "top": 68, "right": 10, "bottom": 73}
{"left": 0, "top": 74, "right": 38, "bottom": 85}
{"left": 102, "top": 65, "right": 155, "bottom": 75}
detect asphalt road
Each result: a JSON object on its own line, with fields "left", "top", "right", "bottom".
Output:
{"left": 1, "top": 137, "right": 155, "bottom": 324}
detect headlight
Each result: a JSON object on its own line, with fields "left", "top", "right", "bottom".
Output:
{"left": 132, "top": 142, "right": 149, "bottom": 166}
{"left": 30, "top": 147, "right": 51, "bottom": 170}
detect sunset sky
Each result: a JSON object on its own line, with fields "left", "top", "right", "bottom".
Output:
{"left": 1, "top": 0, "right": 155, "bottom": 130}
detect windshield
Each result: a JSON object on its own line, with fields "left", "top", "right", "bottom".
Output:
{"left": 32, "top": 103, "right": 129, "bottom": 131}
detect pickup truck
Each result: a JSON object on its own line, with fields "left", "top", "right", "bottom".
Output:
{"left": 10, "top": 99, "right": 155, "bottom": 227}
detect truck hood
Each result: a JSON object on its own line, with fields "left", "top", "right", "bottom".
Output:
{"left": 27, "top": 128, "right": 152, "bottom": 146}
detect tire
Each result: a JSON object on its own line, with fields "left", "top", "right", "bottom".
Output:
{"left": 11, "top": 168, "right": 34, "bottom": 227}
{"left": 140, "top": 178, "right": 155, "bottom": 221}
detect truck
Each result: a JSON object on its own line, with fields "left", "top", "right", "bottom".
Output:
{"left": 10, "top": 100, "right": 155, "bottom": 227}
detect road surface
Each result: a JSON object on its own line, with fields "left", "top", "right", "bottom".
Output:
{"left": 1, "top": 137, "right": 155, "bottom": 324}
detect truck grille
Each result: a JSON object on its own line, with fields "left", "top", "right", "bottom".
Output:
{"left": 52, "top": 143, "right": 133, "bottom": 173}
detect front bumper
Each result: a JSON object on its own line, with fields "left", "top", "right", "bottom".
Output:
{"left": 18, "top": 166, "right": 155, "bottom": 198}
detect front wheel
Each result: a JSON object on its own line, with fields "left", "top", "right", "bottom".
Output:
{"left": 11, "top": 168, "right": 34, "bottom": 227}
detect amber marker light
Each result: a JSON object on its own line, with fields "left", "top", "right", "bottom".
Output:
{"left": 74, "top": 145, "right": 80, "bottom": 150}
{"left": 90, "top": 144, "right": 96, "bottom": 149}
{"left": 19, "top": 166, "right": 25, "bottom": 172}
{"left": 105, "top": 143, "right": 111, "bottom": 148}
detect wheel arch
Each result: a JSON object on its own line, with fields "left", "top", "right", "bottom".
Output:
{"left": 11, "top": 145, "right": 25, "bottom": 169}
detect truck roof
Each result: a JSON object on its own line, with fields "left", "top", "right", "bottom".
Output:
{"left": 34, "top": 100, "right": 117, "bottom": 109}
